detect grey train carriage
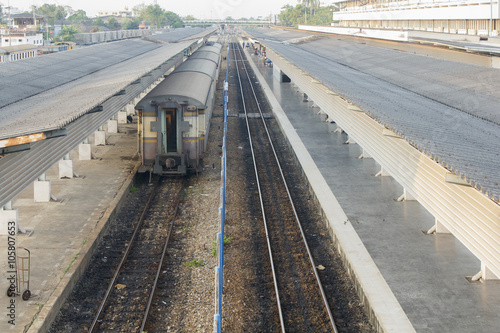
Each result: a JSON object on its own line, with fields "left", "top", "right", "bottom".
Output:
{"left": 135, "top": 42, "right": 222, "bottom": 175}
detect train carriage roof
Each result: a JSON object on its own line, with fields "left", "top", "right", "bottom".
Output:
{"left": 141, "top": 72, "right": 214, "bottom": 109}
{"left": 198, "top": 43, "right": 222, "bottom": 54}
{"left": 136, "top": 42, "right": 221, "bottom": 110}
{"left": 189, "top": 51, "right": 220, "bottom": 65}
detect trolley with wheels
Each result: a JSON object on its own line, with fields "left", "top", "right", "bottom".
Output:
{"left": 6, "top": 247, "right": 31, "bottom": 301}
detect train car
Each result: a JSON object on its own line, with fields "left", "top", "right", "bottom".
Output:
{"left": 136, "top": 42, "right": 222, "bottom": 175}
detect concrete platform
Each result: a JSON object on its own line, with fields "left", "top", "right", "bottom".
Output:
{"left": 245, "top": 50, "right": 500, "bottom": 332}
{"left": 0, "top": 124, "right": 139, "bottom": 332}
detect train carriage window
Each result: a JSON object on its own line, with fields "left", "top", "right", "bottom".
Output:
{"left": 165, "top": 108, "right": 177, "bottom": 153}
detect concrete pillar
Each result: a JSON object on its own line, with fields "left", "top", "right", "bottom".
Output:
{"left": 95, "top": 128, "right": 106, "bottom": 146}
{"left": 117, "top": 111, "right": 128, "bottom": 124}
{"left": 59, "top": 153, "right": 73, "bottom": 179}
{"left": 317, "top": 110, "right": 328, "bottom": 122}
{"left": 34, "top": 173, "right": 51, "bottom": 202}
{"left": 0, "top": 202, "right": 18, "bottom": 235}
{"left": 397, "top": 188, "right": 417, "bottom": 201}
{"left": 334, "top": 124, "right": 344, "bottom": 134}
{"left": 273, "top": 64, "right": 282, "bottom": 82}
{"left": 107, "top": 119, "right": 118, "bottom": 133}
{"left": 79, "top": 139, "right": 92, "bottom": 160}
{"left": 403, "top": 188, "right": 416, "bottom": 200}
{"left": 481, "top": 262, "right": 499, "bottom": 280}
{"left": 346, "top": 135, "right": 356, "bottom": 144}
{"left": 376, "top": 167, "right": 390, "bottom": 177}
{"left": 126, "top": 103, "right": 135, "bottom": 115}
{"left": 435, "top": 218, "right": 451, "bottom": 234}
{"left": 359, "top": 149, "right": 372, "bottom": 159}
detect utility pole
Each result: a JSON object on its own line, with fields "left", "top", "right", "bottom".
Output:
{"left": 8, "top": 0, "right": 11, "bottom": 47}
{"left": 490, "top": 0, "right": 493, "bottom": 37}
{"left": 305, "top": 4, "right": 307, "bottom": 25}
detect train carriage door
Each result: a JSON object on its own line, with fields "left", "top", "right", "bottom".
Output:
{"left": 163, "top": 108, "right": 177, "bottom": 153}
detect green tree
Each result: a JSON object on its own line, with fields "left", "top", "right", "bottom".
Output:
{"left": 278, "top": 5, "right": 300, "bottom": 27}
{"left": 93, "top": 17, "right": 105, "bottom": 27}
{"left": 106, "top": 17, "right": 119, "bottom": 30}
{"left": 298, "top": 0, "right": 320, "bottom": 18}
{"left": 132, "top": 3, "right": 147, "bottom": 20}
{"left": 307, "top": 6, "right": 334, "bottom": 26}
{"left": 121, "top": 18, "right": 140, "bottom": 30}
{"left": 184, "top": 15, "right": 196, "bottom": 21}
{"left": 145, "top": 4, "right": 166, "bottom": 29}
{"left": 165, "top": 11, "right": 183, "bottom": 28}
{"left": 56, "top": 25, "right": 79, "bottom": 42}
{"left": 35, "top": 4, "right": 68, "bottom": 25}
{"left": 68, "top": 10, "right": 88, "bottom": 22}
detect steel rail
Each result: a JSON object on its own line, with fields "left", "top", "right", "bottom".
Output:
{"left": 235, "top": 42, "right": 338, "bottom": 332}
{"left": 88, "top": 178, "right": 160, "bottom": 333}
{"left": 231, "top": 41, "right": 286, "bottom": 333}
{"left": 140, "top": 178, "right": 184, "bottom": 332}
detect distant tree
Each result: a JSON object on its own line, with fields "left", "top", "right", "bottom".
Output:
{"left": 106, "top": 17, "right": 119, "bottom": 30}
{"left": 165, "top": 11, "right": 183, "bottom": 28}
{"left": 145, "top": 4, "right": 166, "bottom": 29}
{"left": 121, "top": 18, "right": 140, "bottom": 30}
{"left": 184, "top": 15, "right": 196, "bottom": 21}
{"left": 93, "top": 17, "right": 105, "bottom": 27}
{"left": 35, "top": 4, "right": 68, "bottom": 25}
{"left": 277, "top": 5, "right": 297, "bottom": 27}
{"left": 225, "top": 16, "right": 233, "bottom": 21}
{"left": 56, "top": 25, "right": 79, "bottom": 42}
{"left": 298, "top": 0, "right": 320, "bottom": 17}
{"left": 67, "top": 10, "right": 88, "bottom": 22}
{"left": 278, "top": 4, "right": 332, "bottom": 27}
{"left": 64, "top": 5, "right": 74, "bottom": 17}
{"left": 132, "top": 3, "right": 147, "bottom": 20}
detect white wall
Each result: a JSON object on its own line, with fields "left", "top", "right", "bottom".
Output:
{"left": 334, "top": 1, "right": 499, "bottom": 21}
{"left": 1, "top": 33, "right": 43, "bottom": 47}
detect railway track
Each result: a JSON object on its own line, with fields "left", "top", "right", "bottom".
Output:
{"left": 89, "top": 177, "right": 184, "bottom": 333}
{"left": 231, "top": 41, "right": 338, "bottom": 332}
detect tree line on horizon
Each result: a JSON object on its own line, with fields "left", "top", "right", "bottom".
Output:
{"left": 278, "top": 0, "right": 336, "bottom": 27}
{"left": 2, "top": 3, "right": 185, "bottom": 42}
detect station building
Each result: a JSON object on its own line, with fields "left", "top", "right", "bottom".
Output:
{"left": 332, "top": 0, "right": 500, "bottom": 36}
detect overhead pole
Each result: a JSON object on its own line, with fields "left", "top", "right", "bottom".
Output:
{"left": 490, "top": 0, "right": 493, "bottom": 37}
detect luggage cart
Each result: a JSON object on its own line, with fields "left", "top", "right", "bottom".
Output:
{"left": 6, "top": 247, "right": 31, "bottom": 301}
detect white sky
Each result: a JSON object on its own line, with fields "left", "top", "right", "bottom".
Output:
{"left": 7, "top": 0, "right": 302, "bottom": 19}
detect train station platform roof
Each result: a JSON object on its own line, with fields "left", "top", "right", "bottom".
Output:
{"left": 244, "top": 28, "right": 500, "bottom": 203}
{"left": 246, "top": 44, "right": 500, "bottom": 333}
{"left": 0, "top": 28, "right": 215, "bottom": 208}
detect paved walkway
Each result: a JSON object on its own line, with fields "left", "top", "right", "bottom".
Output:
{"left": 0, "top": 124, "right": 138, "bottom": 332}
{"left": 248, "top": 52, "right": 500, "bottom": 332}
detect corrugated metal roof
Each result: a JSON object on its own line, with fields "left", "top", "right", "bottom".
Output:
{"left": 0, "top": 39, "right": 160, "bottom": 112}
{"left": 244, "top": 28, "right": 500, "bottom": 202}
{"left": 0, "top": 38, "right": 196, "bottom": 208}
{"left": 0, "top": 41, "right": 192, "bottom": 140}
{"left": 147, "top": 27, "right": 215, "bottom": 43}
